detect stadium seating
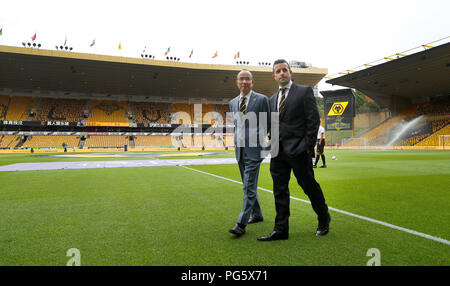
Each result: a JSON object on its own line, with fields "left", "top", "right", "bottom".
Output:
{"left": 4, "top": 96, "right": 37, "bottom": 121}
{"left": 215, "top": 104, "right": 232, "bottom": 125}
{"left": 2, "top": 95, "right": 231, "bottom": 126}
{"left": 343, "top": 99, "right": 449, "bottom": 148}
{"left": 176, "top": 135, "right": 193, "bottom": 147}
{"left": 171, "top": 103, "right": 192, "bottom": 124}
{"left": 134, "top": 135, "right": 174, "bottom": 147}
{"left": 25, "top": 135, "right": 80, "bottom": 148}
{"left": 0, "top": 95, "right": 238, "bottom": 150}
{"left": 129, "top": 102, "right": 170, "bottom": 124}
{"left": 415, "top": 125, "right": 450, "bottom": 147}
{"left": 200, "top": 135, "right": 224, "bottom": 147}
{"left": 88, "top": 100, "right": 129, "bottom": 123}
{"left": 0, "top": 95, "right": 9, "bottom": 120}
{"left": 222, "top": 135, "right": 234, "bottom": 147}
{"left": 35, "top": 98, "right": 86, "bottom": 122}
{"left": 84, "top": 135, "right": 129, "bottom": 148}
{"left": 0, "top": 135, "right": 21, "bottom": 148}
{"left": 343, "top": 115, "right": 404, "bottom": 146}
{"left": 84, "top": 135, "right": 130, "bottom": 148}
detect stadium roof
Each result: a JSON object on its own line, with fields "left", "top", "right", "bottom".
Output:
{"left": 325, "top": 41, "right": 450, "bottom": 108}
{"left": 0, "top": 45, "right": 327, "bottom": 102}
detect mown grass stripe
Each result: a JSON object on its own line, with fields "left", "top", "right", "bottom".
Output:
{"left": 181, "top": 165, "right": 450, "bottom": 246}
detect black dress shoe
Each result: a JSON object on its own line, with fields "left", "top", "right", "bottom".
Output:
{"left": 229, "top": 224, "right": 245, "bottom": 236}
{"left": 316, "top": 214, "right": 331, "bottom": 236}
{"left": 319, "top": 165, "right": 327, "bottom": 168}
{"left": 248, "top": 217, "right": 264, "bottom": 224}
{"left": 257, "top": 230, "right": 288, "bottom": 241}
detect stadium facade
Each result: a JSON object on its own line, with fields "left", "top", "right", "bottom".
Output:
{"left": 0, "top": 45, "right": 327, "bottom": 151}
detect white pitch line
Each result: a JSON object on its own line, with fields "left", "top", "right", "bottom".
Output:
{"left": 180, "top": 165, "right": 450, "bottom": 246}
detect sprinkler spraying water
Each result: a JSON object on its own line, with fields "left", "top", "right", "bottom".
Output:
{"left": 385, "top": 115, "right": 424, "bottom": 148}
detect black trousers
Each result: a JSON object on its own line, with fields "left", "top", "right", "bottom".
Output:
{"left": 316, "top": 139, "right": 325, "bottom": 153}
{"left": 269, "top": 146, "right": 329, "bottom": 233}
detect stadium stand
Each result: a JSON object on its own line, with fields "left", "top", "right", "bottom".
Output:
{"left": 134, "top": 135, "right": 173, "bottom": 147}
{"left": 0, "top": 44, "right": 328, "bottom": 152}
{"left": 84, "top": 135, "right": 130, "bottom": 148}
{"left": 415, "top": 125, "right": 450, "bottom": 147}
{"left": 35, "top": 98, "right": 86, "bottom": 122}
{"left": 129, "top": 102, "right": 170, "bottom": 124}
{"left": 0, "top": 95, "right": 9, "bottom": 120}
{"left": 4, "top": 96, "right": 38, "bottom": 121}
{"left": 0, "top": 135, "right": 21, "bottom": 148}
{"left": 215, "top": 104, "right": 232, "bottom": 125}
{"left": 171, "top": 103, "right": 192, "bottom": 124}
{"left": 1, "top": 92, "right": 447, "bottom": 150}
{"left": 168, "top": 103, "right": 231, "bottom": 125}
{"left": 88, "top": 100, "right": 129, "bottom": 123}
{"left": 201, "top": 135, "right": 224, "bottom": 147}
{"left": 25, "top": 135, "right": 80, "bottom": 148}
{"left": 223, "top": 135, "right": 235, "bottom": 147}
{"left": 179, "top": 135, "right": 193, "bottom": 147}
{"left": 343, "top": 115, "right": 403, "bottom": 146}
{"left": 343, "top": 100, "right": 449, "bottom": 148}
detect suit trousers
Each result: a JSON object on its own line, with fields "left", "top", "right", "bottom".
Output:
{"left": 237, "top": 150, "right": 264, "bottom": 226}
{"left": 269, "top": 145, "right": 328, "bottom": 233}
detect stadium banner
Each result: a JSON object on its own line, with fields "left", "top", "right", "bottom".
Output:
{"left": 85, "top": 122, "right": 129, "bottom": 127}
{"left": 1, "top": 120, "right": 83, "bottom": 127}
{"left": 320, "top": 89, "right": 355, "bottom": 131}
{"left": 1, "top": 120, "right": 24, "bottom": 126}
{"left": 46, "top": 121, "right": 70, "bottom": 126}
{"left": 17, "top": 121, "right": 42, "bottom": 127}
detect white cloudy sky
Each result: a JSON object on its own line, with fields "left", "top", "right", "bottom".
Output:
{"left": 1, "top": 0, "right": 449, "bottom": 91}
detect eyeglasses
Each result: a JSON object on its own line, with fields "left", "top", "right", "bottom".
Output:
{"left": 237, "top": 77, "right": 252, "bottom": 82}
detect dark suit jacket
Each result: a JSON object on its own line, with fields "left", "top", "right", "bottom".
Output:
{"left": 269, "top": 82, "right": 320, "bottom": 158}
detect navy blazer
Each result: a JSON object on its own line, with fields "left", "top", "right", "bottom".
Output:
{"left": 269, "top": 82, "right": 320, "bottom": 158}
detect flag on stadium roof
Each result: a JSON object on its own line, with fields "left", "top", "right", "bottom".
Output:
{"left": 64, "top": 36, "right": 67, "bottom": 46}
{"left": 118, "top": 42, "right": 122, "bottom": 50}
{"left": 31, "top": 33, "right": 36, "bottom": 41}
{"left": 165, "top": 47, "right": 170, "bottom": 55}
{"left": 143, "top": 45, "right": 147, "bottom": 53}
{"left": 0, "top": 28, "right": 3, "bottom": 36}
{"left": 212, "top": 51, "right": 218, "bottom": 58}
{"left": 234, "top": 51, "right": 240, "bottom": 59}
{"left": 90, "top": 39, "right": 95, "bottom": 47}
{"left": 189, "top": 49, "right": 193, "bottom": 58}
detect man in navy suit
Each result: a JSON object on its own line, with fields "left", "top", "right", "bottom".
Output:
{"left": 258, "top": 60, "right": 330, "bottom": 241}
{"left": 228, "top": 69, "right": 270, "bottom": 237}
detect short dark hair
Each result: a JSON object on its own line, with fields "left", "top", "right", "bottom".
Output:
{"left": 236, "top": 69, "right": 253, "bottom": 80}
{"left": 272, "top": 59, "right": 291, "bottom": 72}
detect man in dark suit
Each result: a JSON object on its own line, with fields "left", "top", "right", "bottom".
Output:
{"left": 258, "top": 59, "right": 330, "bottom": 241}
{"left": 228, "top": 69, "right": 270, "bottom": 237}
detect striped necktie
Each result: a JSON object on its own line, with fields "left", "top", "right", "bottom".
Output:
{"left": 239, "top": 96, "right": 247, "bottom": 113}
{"left": 278, "top": 88, "right": 287, "bottom": 113}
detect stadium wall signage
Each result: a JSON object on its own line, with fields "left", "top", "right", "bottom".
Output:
{"left": 320, "top": 89, "right": 355, "bottom": 131}
{"left": 1, "top": 120, "right": 233, "bottom": 129}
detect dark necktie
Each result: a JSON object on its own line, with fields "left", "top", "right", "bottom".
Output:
{"left": 239, "top": 96, "right": 247, "bottom": 113}
{"left": 278, "top": 88, "right": 287, "bottom": 113}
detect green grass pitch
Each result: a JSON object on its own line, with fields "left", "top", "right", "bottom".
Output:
{"left": 0, "top": 149, "right": 449, "bottom": 266}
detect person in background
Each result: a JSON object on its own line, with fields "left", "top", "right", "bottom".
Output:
{"left": 313, "top": 121, "right": 326, "bottom": 168}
